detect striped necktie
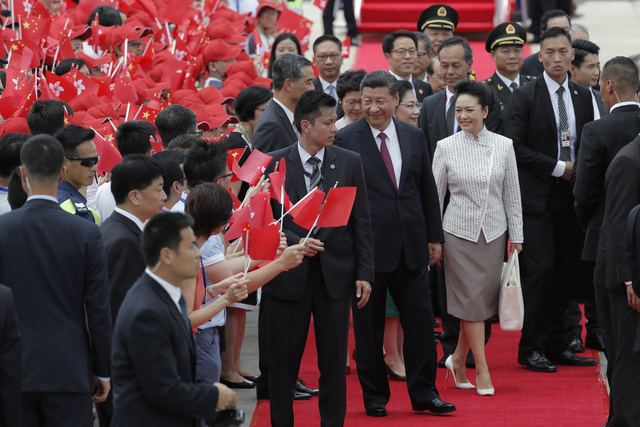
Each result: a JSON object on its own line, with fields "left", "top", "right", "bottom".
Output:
{"left": 557, "top": 86, "right": 571, "bottom": 161}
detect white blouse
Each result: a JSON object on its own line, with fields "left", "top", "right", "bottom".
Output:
{"left": 432, "top": 127, "right": 524, "bottom": 244}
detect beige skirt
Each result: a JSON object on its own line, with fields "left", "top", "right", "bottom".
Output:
{"left": 443, "top": 230, "right": 506, "bottom": 321}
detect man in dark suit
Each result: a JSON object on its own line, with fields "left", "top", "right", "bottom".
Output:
{"left": 420, "top": 37, "right": 503, "bottom": 159}
{"left": 0, "top": 284, "right": 21, "bottom": 427}
{"left": 0, "top": 135, "right": 112, "bottom": 425}
{"left": 383, "top": 30, "right": 433, "bottom": 104}
{"left": 335, "top": 70, "right": 455, "bottom": 417}
{"left": 253, "top": 54, "right": 315, "bottom": 153}
{"left": 311, "top": 35, "right": 344, "bottom": 119}
{"left": 520, "top": 9, "right": 571, "bottom": 77}
{"left": 482, "top": 22, "right": 536, "bottom": 120}
{"left": 504, "top": 27, "right": 596, "bottom": 372}
{"left": 575, "top": 56, "right": 640, "bottom": 426}
{"left": 570, "top": 39, "right": 607, "bottom": 120}
{"left": 597, "top": 136, "right": 640, "bottom": 427}
{"left": 263, "top": 90, "right": 374, "bottom": 427}
{"left": 111, "top": 213, "right": 238, "bottom": 426}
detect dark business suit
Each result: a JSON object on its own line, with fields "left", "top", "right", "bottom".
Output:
{"left": 520, "top": 53, "right": 545, "bottom": 77}
{"left": 0, "top": 198, "right": 112, "bottom": 426}
{"left": 482, "top": 72, "right": 537, "bottom": 119}
{"left": 412, "top": 78, "right": 433, "bottom": 103}
{"left": 112, "top": 272, "right": 220, "bottom": 427}
{"left": 505, "top": 76, "right": 593, "bottom": 357}
{"left": 596, "top": 138, "right": 640, "bottom": 426}
{"left": 592, "top": 89, "right": 608, "bottom": 118}
{"left": 253, "top": 100, "right": 297, "bottom": 153}
{"left": 0, "top": 284, "right": 21, "bottom": 427}
{"left": 335, "top": 118, "right": 444, "bottom": 410}
{"left": 263, "top": 144, "right": 374, "bottom": 427}
{"left": 313, "top": 77, "right": 344, "bottom": 119}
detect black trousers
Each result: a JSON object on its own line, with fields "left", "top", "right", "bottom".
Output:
{"left": 256, "top": 292, "right": 270, "bottom": 394}
{"left": 21, "top": 391, "right": 93, "bottom": 427}
{"left": 352, "top": 254, "right": 439, "bottom": 410}
{"left": 322, "top": 0, "right": 358, "bottom": 38}
{"left": 518, "top": 180, "right": 582, "bottom": 356}
{"left": 95, "top": 392, "right": 112, "bottom": 427}
{"left": 268, "top": 259, "right": 349, "bottom": 427}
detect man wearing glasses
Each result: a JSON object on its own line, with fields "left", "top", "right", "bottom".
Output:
{"left": 312, "top": 35, "right": 345, "bottom": 119}
{"left": 54, "top": 125, "right": 101, "bottom": 224}
{"left": 382, "top": 30, "right": 433, "bottom": 104}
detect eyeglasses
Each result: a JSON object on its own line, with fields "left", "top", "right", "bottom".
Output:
{"left": 391, "top": 48, "right": 417, "bottom": 57}
{"left": 218, "top": 171, "right": 234, "bottom": 180}
{"left": 416, "top": 51, "right": 428, "bottom": 58}
{"left": 315, "top": 53, "right": 341, "bottom": 62}
{"left": 177, "top": 176, "right": 186, "bottom": 183}
{"left": 341, "top": 99, "right": 362, "bottom": 107}
{"left": 190, "top": 129, "right": 204, "bottom": 136}
{"left": 399, "top": 102, "right": 421, "bottom": 110}
{"left": 66, "top": 156, "right": 100, "bottom": 168}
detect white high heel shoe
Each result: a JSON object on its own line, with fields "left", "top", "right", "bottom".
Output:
{"left": 444, "top": 355, "right": 475, "bottom": 389}
{"left": 476, "top": 375, "right": 494, "bottom": 396}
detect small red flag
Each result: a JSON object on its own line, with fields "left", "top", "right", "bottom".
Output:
{"left": 341, "top": 38, "right": 350, "bottom": 59}
{"left": 268, "top": 159, "right": 292, "bottom": 210}
{"left": 313, "top": 0, "right": 329, "bottom": 10}
{"left": 245, "top": 223, "right": 280, "bottom": 261}
{"left": 113, "top": 70, "right": 138, "bottom": 104}
{"left": 317, "top": 186, "right": 357, "bottom": 228}
{"left": 228, "top": 188, "right": 242, "bottom": 211}
{"left": 290, "top": 188, "right": 325, "bottom": 230}
{"left": 94, "top": 127, "right": 123, "bottom": 174}
{"left": 227, "top": 148, "right": 245, "bottom": 183}
{"left": 45, "top": 72, "right": 76, "bottom": 103}
{"left": 232, "top": 148, "right": 272, "bottom": 186}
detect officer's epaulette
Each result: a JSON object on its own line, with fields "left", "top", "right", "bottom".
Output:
{"left": 481, "top": 78, "right": 490, "bottom": 84}
{"left": 524, "top": 75, "right": 535, "bottom": 81}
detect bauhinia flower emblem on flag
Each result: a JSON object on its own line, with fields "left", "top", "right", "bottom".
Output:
{"left": 49, "top": 81, "right": 63, "bottom": 96}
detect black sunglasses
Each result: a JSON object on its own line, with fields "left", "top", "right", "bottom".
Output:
{"left": 66, "top": 156, "right": 100, "bottom": 168}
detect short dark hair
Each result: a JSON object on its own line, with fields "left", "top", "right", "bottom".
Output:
{"left": 427, "top": 57, "right": 439, "bottom": 77}
{"left": 382, "top": 30, "right": 417, "bottom": 54}
{"left": 0, "top": 133, "right": 29, "bottom": 177}
{"left": 268, "top": 34, "right": 302, "bottom": 79}
{"left": 110, "top": 154, "right": 164, "bottom": 205}
{"left": 155, "top": 105, "right": 197, "bottom": 148}
{"left": 294, "top": 91, "right": 336, "bottom": 133}
{"left": 142, "top": 213, "right": 194, "bottom": 267}
{"left": 539, "top": 26, "right": 572, "bottom": 48}
{"left": 391, "top": 79, "right": 413, "bottom": 102}
{"left": 153, "top": 150, "right": 186, "bottom": 196}
{"left": 20, "top": 135, "right": 65, "bottom": 182}
{"left": 572, "top": 39, "right": 600, "bottom": 68}
{"left": 312, "top": 34, "right": 342, "bottom": 53}
{"left": 437, "top": 37, "right": 473, "bottom": 62}
{"left": 336, "top": 69, "right": 366, "bottom": 100}
{"left": 54, "top": 58, "right": 87, "bottom": 76}
{"left": 185, "top": 183, "right": 233, "bottom": 238}
{"left": 115, "top": 120, "right": 156, "bottom": 156}
{"left": 167, "top": 135, "right": 203, "bottom": 154}
{"left": 183, "top": 141, "right": 228, "bottom": 189}
{"left": 541, "top": 9, "right": 571, "bottom": 32}
{"left": 53, "top": 124, "right": 95, "bottom": 156}
{"left": 27, "top": 100, "right": 73, "bottom": 136}
{"left": 455, "top": 79, "right": 493, "bottom": 111}
{"left": 360, "top": 70, "right": 395, "bottom": 95}
{"left": 601, "top": 56, "right": 640, "bottom": 96}
{"left": 234, "top": 86, "right": 273, "bottom": 122}
{"left": 271, "top": 54, "right": 311, "bottom": 91}
{"left": 414, "top": 31, "right": 432, "bottom": 54}
{"left": 87, "top": 5, "right": 123, "bottom": 26}
{"left": 8, "top": 167, "right": 27, "bottom": 210}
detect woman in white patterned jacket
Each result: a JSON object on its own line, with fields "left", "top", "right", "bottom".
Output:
{"left": 432, "top": 79, "right": 523, "bottom": 397}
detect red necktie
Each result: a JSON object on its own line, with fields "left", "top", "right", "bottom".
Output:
{"left": 379, "top": 132, "right": 397, "bottom": 189}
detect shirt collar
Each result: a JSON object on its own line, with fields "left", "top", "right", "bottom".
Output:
{"left": 114, "top": 207, "right": 145, "bottom": 231}
{"left": 543, "top": 71, "right": 569, "bottom": 95}
{"left": 318, "top": 76, "right": 337, "bottom": 91}
{"left": 460, "top": 125, "right": 490, "bottom": 144}
{"left": 27, "top": 195, "right": 58, "bottom": 203}
{"left": 145, "top": 268, "right": 183, "bottom": 309}
{"left": 610, "top": 101, "right": 640, "bottom": 113}
{"left": 389, "top": 69, "right": 410, "bottom": 82}
{"left": 273, "top": 97, "right": 295, "bottom": 125}
{"left": 297, "top": 143, "right": 325, "bottom": 165}
{"left": 369, "top": 120, "right": 397, "bottom": 142}
{"left": 496, "top": 70, "right": 519, "bottom": 88}
{"left": 445, "top": 86, "right": 455, "bottom": 103}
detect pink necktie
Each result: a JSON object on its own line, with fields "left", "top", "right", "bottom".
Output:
{"left": 379, "top": 132, "right": 397, "bottom": 189}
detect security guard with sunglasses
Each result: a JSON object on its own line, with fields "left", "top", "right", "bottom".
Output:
{"left": 55, "top": 125, "right": 101, "bottom": 224}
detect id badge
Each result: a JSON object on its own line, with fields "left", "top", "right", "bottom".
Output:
{"left": 560, "top": 131, "right": 571, "bottom": 148}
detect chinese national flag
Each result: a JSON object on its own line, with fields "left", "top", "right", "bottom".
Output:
{"left": 231, "top": 149, "right": 272, "bottom": 186}
{"left": 290, "top": 188, "right": 325, "bottom": 230}
{"left": 21, "top": 16, "right": 51, "bottom": 61}
{"left": 228, "top": 188, "right": 242, "bottom": 211}
{"left": 5, "top": 41, "right": 38, "bottom": 70}
{"left": 317, "top": 186, "right": 357, "bottom": 227}
{"left": 268, "top": 159, "right": 292, "bottom": 210}
{"left": 226, "top": 205, "right": 252, "bottom": 241}
{"left": 13, "top": 78, "right": 39, "bottom": 119}
{"left": 312, "top": 0, "right": 329, "bottom": 10}
{"left": 56, "top": 32, "right": 77, "bottom": 62}
{"left": 245, "top": 223, "right": 280, "bottom": 261}
{"left": 113, "top": 71, "right": 138, "bottom": 104}
{"left": 132, "top": 105, "right": 160, "bottom": 123}
{"left": 226, "top": 148, "right": 245, "bottom": 182}
{"left": 44, "top": 72, "right": 76, "bottom": 103}
{"left": 277, "top": 7, "right": 313, "bottom": 53}
{"left": 94, "top": 128, "right": 123, "bottom": 175}
{"left": 161, "top": 57, "right": 188, "bottom": 91}
{"left": 246, "top": 191, "right": 274, "bottom": 228}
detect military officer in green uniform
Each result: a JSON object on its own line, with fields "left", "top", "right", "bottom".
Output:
{"left": 482, "top": 22, "right": 535, "bottom": 119}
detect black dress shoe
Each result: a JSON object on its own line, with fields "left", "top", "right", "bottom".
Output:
{"left": 242, "top": 374, "right": 259, "bottom": 382}
{"left": 548, "top": 350, "right": 597, "bottom": 366}
{"left": 438, "top": 354, "right": 450, "bottom": 368}
{"left": 294, "top": 390, "right": 312, "bottom": 400}
{"left": 568, "top": 334, "right": 585, "bottom": 353}
{"left": 220, "top": 378, "right": 256, "bottom": 389}
{"left": 414, "top": 398, "right": 456, "bottom": 414}
{"left": 365, "top": 403, "right": 387, "bottom": 417}
{"left": 350, "top": 36, "right": 362, "bottom": 47}
{"left": 385, "top": 363, "right": 406, "bottom": 381}
{"left": 517, "top": 350, "right": 557, "bottom": 372}
{"left": 296, "top": 379, "right": 319, "bottom": 396}
{"left": 434, "top": 331, "right": 444, "bottom": 339}
{"left": 585, "top": 333, "right": 606, "bottom": 352}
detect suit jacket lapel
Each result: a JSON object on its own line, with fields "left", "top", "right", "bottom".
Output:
{"left": 394, "top": 119, "right": 411, "bottom": 190}
{"left": 492, "top": 72, "right": 512, "bottom": 106}
{"left": 285, "top": 145, "right": 308, "bottom": 202}
{"left": 355, "top": 120, "right": 397, "bottom": 192}
{"left": 272, "top": 102, "right": 297, "bottom": 142}
{"left": 434, "top": 91, "right": 448, "bottom": 138}
{"left": 323, "top": 147, "right": 338, "bottom": 191}
{"left": 112, "top": 211, "right": 142, "bottom": 241}
{"left": 536, "top": 78, "right": 557, "bottom": 137}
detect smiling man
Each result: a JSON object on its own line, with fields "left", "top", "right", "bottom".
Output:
{"left": 312, "top": 35, "right": 345, "bottom": 118}
{"left": 383, "top": 30, "right": 432, "bottom": 103}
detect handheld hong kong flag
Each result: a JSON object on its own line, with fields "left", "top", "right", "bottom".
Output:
{"left": 232, "top": 148, "right": 273, "bottom": 186}
{"left": 227, "top": 148, "right": 245, "bottom": 183}
{"left": 317, "top": 186, "right": 356, "bottom": 227}
{"left": 312, "top": 0, "right": 329, "bottom": 10}
{"left": 290, "top": 188, "right": 325, "bottom": 230}
{"left": 244, "top": 223, "right": 280, "bottom": 261}
{"left": 341, "top": 38, "right": 350, "bottom": 59}
{"left": 45, "top": 72, "right": 76, "bottom": 103}
{"left": 228, "top": 188, "right": 242, "bottom": 211}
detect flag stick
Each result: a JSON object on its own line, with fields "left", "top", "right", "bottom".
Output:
{"left": 243, "top": 230, "right": 251, "bottom": 275}
{"left": 132, "top": 104, "right": 144, "bottom": 121}
{"left": 301, "top": 182, "right": 336, "bottom": 244}
{"left": 125, "top": 103, "right": 131, "bottom": 122}
{"left": 108, "top": 118, "right": 118, "bottom": 132}
{"left": 272, "top": 186, "right": 318, "bottom": 224}
{"left": 280, "top": 186, "right": 284, "bottom": 232}
{"left": 90, "top": 126, "right": 106, "bottom": 140}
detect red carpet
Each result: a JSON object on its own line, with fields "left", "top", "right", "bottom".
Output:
{"left": 352, "top": 36, "right": 532, "bottom": 82}
{"left": 250, "top": 311, "right": 609, "bottom": 426}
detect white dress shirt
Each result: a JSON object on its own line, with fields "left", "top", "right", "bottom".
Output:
{"left": 114, "top": 207, "right": 145, "bottom": 231}
{"left": 95, "top": 182, "right": 116, "bottom": 221}
{"left": 432, "top": 127, "right": 524, "bottom": 244}
{"left": 145, "top": 268, "right": 184, "bottom": 313}
{"left": 297, "top": 143, "right": 325, "bottom": 192}
{"left": 589, "top": 87, "right": 601, "bottom": 120}
{"left": 318, "top": 76, "right": 339, "bottom": 102}
{"left": 445, "top": 86, "right": 459, "bottom": 134}
{"left": 389, "top": 69, "right": 416, "bottom": 96}
{"left": 543, "top": 72, "right": 577, "bottom": 177}
{"left": 369, "top": 121, "right": 402, "bottom": 186}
